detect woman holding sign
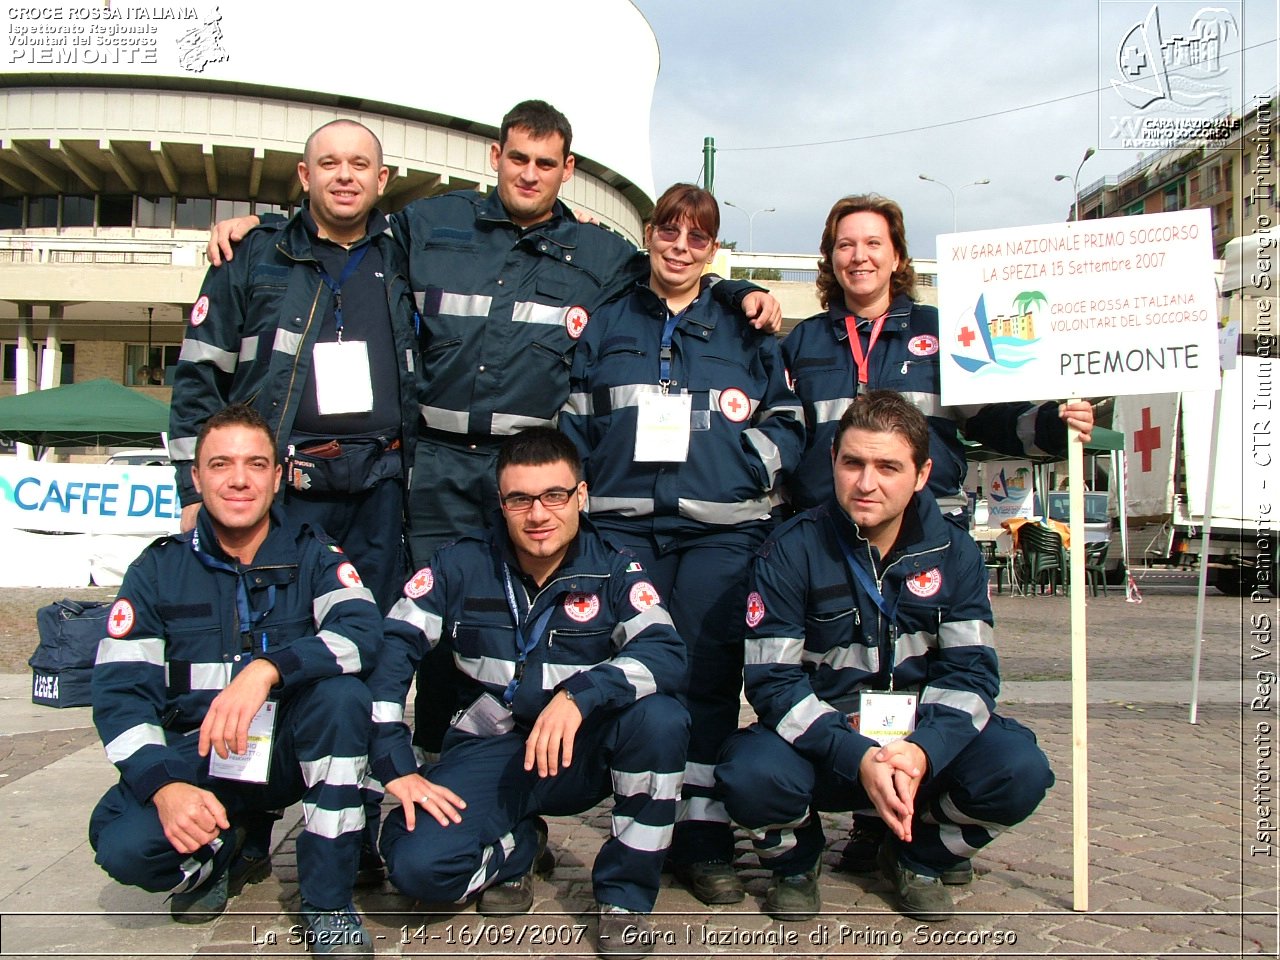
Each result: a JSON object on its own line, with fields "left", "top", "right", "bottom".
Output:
{"left": 558, "top": 183, "right": 805, "bottom": 905}
{"left": 783, "top": 193, "right": 1093, "bottom": 516}
{"left": 782, "top": 193, "right": 1091, "bottom": 874}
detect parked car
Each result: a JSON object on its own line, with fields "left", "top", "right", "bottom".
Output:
{"left": 105, "top": 448, "right": 170, "bottom": 466}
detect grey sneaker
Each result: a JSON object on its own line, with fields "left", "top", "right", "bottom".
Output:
{"left": 476, "top": 816, "right": 553, "bottom": 916}
{"left": 671, "top": 860, "right": 744, "bottom": 904}
{"left": 763, "top": 865, "right": 821, "bottom": 920}
{"left": 597, "top": 903, "right": 654, "bottom": 958}
{"left": 877, "top": 839, "right": 954, "bottom": 921}
{"left": 299, "top": 901, "right": 373, "bottom": 957}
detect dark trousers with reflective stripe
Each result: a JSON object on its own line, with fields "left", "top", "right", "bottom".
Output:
{"left": 285, "top": 476, "right": 407, "bottom": 614}
{"left": 381, "top": 694, "right": 689, "bottom": 913}
{"left": 716, "top": 715, "right": 1053, "bottom": 876}
{"left": 89, "top": 675, "right": 371, "bottom": 910}
{"left": 596, "top": 524, "right": 767, "bottom": 866}
{"left": 407, "top": 435, "right": 502, "bottom": 752}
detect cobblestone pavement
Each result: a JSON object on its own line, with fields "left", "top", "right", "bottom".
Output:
{"left": 0, "top": 585, "right": 1274, "bottom": 958}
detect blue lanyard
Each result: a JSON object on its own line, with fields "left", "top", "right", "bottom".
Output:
{"left": 834, "top": 531, "right": 899, "bottom": 688}
{"left": 191, "top": 529, "right": 276, "bottom": 653}
{"left": 658, "top": 312, "right": 681, "bottom": 389}
{"left": 500, "top": 565, "right": 555, "bottom": 707}
{"left": 315, "top": 243, "right": 369, "bottom": 339}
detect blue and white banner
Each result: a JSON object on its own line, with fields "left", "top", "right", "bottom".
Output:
{"left": 0, "top": 460, "right": 181, "bottom": 535}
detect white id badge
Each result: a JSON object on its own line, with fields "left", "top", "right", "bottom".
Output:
{"left": 634, "top": 393, "right": 692, "bottom": 462}
{"left": 451, "top": 692, "right": 516, "bottom": 738}
{"left": 312, "top": 340, "right": 373, "bottom": 415}
{"left": 858, "top": 691, "right": 917, "bottom": 746}
{"left": 208, "top": 700, "right": 276, "bottom": 783}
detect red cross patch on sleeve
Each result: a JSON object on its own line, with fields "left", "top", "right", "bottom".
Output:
{"left": 107, "top": 599, "right": 135, "bottom": 638}
{"left": 336, "top": 562, "right": 363, "bottom": 589}
{"left": 745, "top": 591, "right": 766, "bottom": 628}
{"left": 405, "top": 567, "right": 434, "bottom": 599}
{"left": 629, "top": 581, "right": 660, "bottom": 612}
{"left": 190, "top": 294, "right": 210, "bottom": 327}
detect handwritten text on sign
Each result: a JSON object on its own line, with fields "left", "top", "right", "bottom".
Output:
{"left": 936, "top": 209, "right": 1219, "bottom": 405}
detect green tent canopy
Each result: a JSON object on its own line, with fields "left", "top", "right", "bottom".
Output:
{"left": 0, "top": 379, "right": 169, "bottom": 448}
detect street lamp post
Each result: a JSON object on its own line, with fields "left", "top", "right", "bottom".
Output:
{"left": 917, "top": 175, "right": 990, "bottom": 232}
{"left": 1054, "top": 147, "right": 1097, "bottom": 221}
{"left": 723, "top": 201, "right": 776, "bottom": 252}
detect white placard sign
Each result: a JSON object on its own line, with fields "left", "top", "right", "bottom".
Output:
{"left": 937, "top": 209, "right": 1219, "bottom": 405}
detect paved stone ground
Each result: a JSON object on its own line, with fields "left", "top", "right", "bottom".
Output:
{"left": 0, "top": 584, "right": 1275, "bottom": 958}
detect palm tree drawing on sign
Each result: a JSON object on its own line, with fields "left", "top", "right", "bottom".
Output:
{"left": 1013, "top": 290, "right": 1047, "bottom": 316}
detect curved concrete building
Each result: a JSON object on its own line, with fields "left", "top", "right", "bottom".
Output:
{"left": 0, "top": 0, "right": 659, "bottom": 409}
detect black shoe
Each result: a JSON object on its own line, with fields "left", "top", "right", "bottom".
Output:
{"left": 170, "top": 868, "right": 229, "bottom": 924}
{"left": 354, "top": 841, "right": 385, "bottom": 886}
{"left": 476, "top": 816, "right": 552, "bottom": 916}
{"left": 671, "top": 860, "right": 744, "bottom": 905}
{"left": 476, "top": 873, "right": 533, "bottom": 915}
{"left": 835, "top": 816, "right": 886, "bottom": 875}
{"left": 299, "top": 900, "right": 373, "bottom": 957}
{"left": 763, "top": 866, "right": 821, "bottom": 921}
{"left": 597, "top": 904, "right": 654, "bottom": 958}
{"left": 228, "top": 849, "right": 272, "bottom": 896}
{"left": 877, "top": 839, "right": 954, "bottom": 921}
{"left": 838, "top": 818, "right": 972, "bottom": 884}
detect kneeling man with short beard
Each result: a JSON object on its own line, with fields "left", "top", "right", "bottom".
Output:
{"left": 716, "top": 390, "right": 1053, "bottom": 921}
{"left": 369, "top": 427, "right": 689, "bottom": 957}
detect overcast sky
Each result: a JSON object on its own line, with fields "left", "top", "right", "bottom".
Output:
{"left": 630, "top": 0, "right": 1278, "bottom": 260}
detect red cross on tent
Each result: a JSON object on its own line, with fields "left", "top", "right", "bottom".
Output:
{"left": 1132, "top": 406, "right": 1162, "bottom": 473}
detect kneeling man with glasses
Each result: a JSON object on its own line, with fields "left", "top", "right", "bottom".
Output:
{"left": 367, "top": 427, "right": 689, "bottom": 957}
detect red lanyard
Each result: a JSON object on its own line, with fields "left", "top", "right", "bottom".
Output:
{"left": 844, "top": 312, "right": 888, "bottom": 385}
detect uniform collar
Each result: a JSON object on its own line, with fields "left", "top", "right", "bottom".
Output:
{"left": 191, "top": 503, "right": 291, "bottom": 568}
{"left": 633, "top": 275, "right": 721, "bottom": 333}
{"left": 828, "top": 292, "right": 916, "bottom": 341}
{"left": 829, "top": 486, "right": 948, "bottom": 569}
{"left": 476, "top": 190, "right": 578, "bottom": 249}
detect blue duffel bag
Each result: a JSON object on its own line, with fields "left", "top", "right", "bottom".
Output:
{"left": 28, "top": 599, "right": 109, "bottom": 708}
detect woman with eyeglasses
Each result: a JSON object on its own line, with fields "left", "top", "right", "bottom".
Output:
{"left": 559, "top": 182, "right": 805, "bottom": 906}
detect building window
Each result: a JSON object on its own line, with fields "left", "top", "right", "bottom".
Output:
{"left": 255, "top": 201, "right": 290, "bottom": 218}
{"left": 125, "top": 344, "right": 180, "bottom": 386}
{"left": 63, "top": 195, "right": 94, "bottom": 227}
{"left": 2, "top": 343, "right": 74, "bottom": 383}
{"left": 175, "top": 197, "right": 212, "bottom": 230}
{"left": 0, "top": 197, "right": 21, "bottom": 229}
{"left": 137, "top": 195, "right": 173, "bottom": 228}
{"left": 214, "top": 199, "right": 252, "bottom": 222}
{"left": 99, "top": 195, "right": 134, "bottom": 228}
{"left": 28, "top": 196, "right": 57, "bottom": 227}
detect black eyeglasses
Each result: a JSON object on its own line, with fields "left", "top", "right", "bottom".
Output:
{"left": 499, "top": 487, "right": 576, "bottom": 512}
{"left": 653, "top": 223, "right": 714, "bottom": 251}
